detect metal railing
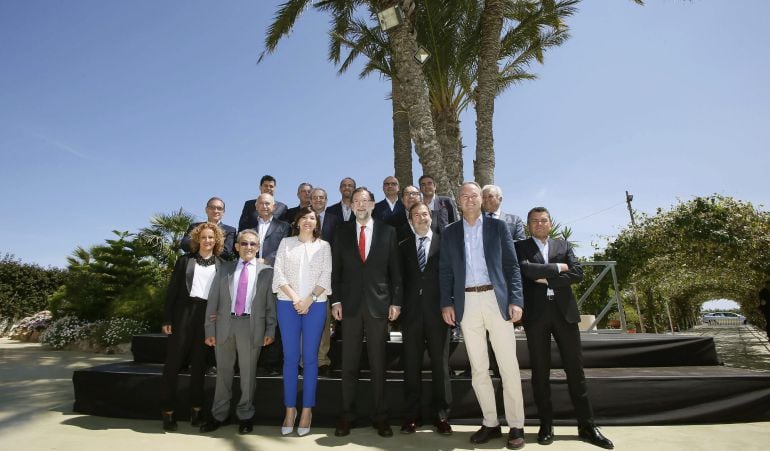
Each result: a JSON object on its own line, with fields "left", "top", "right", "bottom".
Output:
{"left": 577, "top": 261, "right": 626, "bottom": 332}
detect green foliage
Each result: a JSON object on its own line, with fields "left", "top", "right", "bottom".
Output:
{"left": 0, "top": 254, "right": 67, "bottom": 322}
{"left": 136, "top": 207, "right": 194, "bottom": 275}
{"left": 110, "top": 283, "right": 165, "bottom": 330}
{"left": 40, "top": 316, "right": 90, "bottom": 349}
{"left": 91, "top": 317, "right": 149, "bottom": 347}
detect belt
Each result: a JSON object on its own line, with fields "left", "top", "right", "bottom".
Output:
{"left": 231, "top": 313, "right": 250, "bottom": 317}
{"left": 465, "top": 285, "right": 493, "bottom": 293}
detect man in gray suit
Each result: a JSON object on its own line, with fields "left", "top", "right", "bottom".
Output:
{"left": 482, "top": 185, "right": 525, "bottom": 241}
{"left": 199, "top": 229, "right": 276, "bottom": 435}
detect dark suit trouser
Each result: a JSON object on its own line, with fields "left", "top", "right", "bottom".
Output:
{"left": 524, "top": 301, "right": 593, "bottom": 425}
{"left": 341, "top": 306, "right": 389, "bottom": 422}
{"left": 401, "top": 308, "right": 452, "bottom": 420}
{"left": 160, "top": 298, "right": 207, "bottom": 412}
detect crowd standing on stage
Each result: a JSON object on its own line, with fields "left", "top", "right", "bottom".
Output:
{"left": 159, "top": 174, "right": 614, "bottom": 449}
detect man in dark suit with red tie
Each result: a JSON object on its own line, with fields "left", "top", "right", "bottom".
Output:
{"left": 515, "top": 207, "right": 613, "bottom": 449}
{"left": 332, "top": 187, "right": 402, "bottom": 438}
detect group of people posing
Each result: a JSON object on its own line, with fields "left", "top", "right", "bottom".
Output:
{"left": 159, "top": 174, "right": 614, "bottom": 450}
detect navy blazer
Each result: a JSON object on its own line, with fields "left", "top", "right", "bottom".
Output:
{"left": 181, "top": 222, "right": 236, "bottom": 260}
{"left": 373, "top": 198, "right": 407, "bottom": 229}
{"left": 319, "top": 210, "right": 341, "bottom": 246}
{"left": 255, "top": 219, "right": 290, "bottom": 267}
{"left": 238, "top": 199, "right": 288, "bottom": 232}
{"left": 326, "top": 201, "right": 355, "bottom": 224}
{"left": 439, "top": 216, "right": 523, "bottom": 322}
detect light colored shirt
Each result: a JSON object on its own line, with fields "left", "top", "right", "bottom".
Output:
{"left": 272, "top": 237, "right": 332, "bottom": 300}
{"left": 415, "top": 228, "right": 433, "bottom": 252}
{"left": 534, "top": 237, "right": 549, "bottom": 264}
{"left": 342, "top": 203, "right": 352, "bottom": 221}
{"left": 189, "top": 263, "right": 216, "bottom": 299}
{"left": 385, "top": 197, "right": 398, "bottom": 211}
{"left": 356, "top": 218, "right": 374, "bottom": 260}
{"left": 463, "top": 215, "right": 491, "bottom": 287}
{"left": 231, "top": 258, "right": 257, "bottom": 314}
{"left": 487, "top": 208, "right": 502, "bottom": 219}
{"left": 257, "top": 216, "right": 272, "bottom": 259}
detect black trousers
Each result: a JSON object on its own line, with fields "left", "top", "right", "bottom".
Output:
{"left": 160, "top": 298, "right": 208, "bottom": 412}
{"left": 401, "top": 308, "right": 452, "bottom": 420}
{"left": 524, "top": 300, "right": 593, "bottom": 425}
{"left": 340, "top": 305, "right": 389, "bottom": 422}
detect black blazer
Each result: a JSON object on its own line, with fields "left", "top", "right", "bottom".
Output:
{"left": 258, "top": 219, "right": 290, "bottom": 266}
{"left": 326, "top": 201, "right": 355, "bottom": 224}
{"left": 320, "top": 210, "right": 341, "bottom": 246}
{"left": 399, "top": 231, "right": 441, "bottom": 319}
{"left": 332, "top": 219, "right": 403, "bottom": 318}
{"left": 163, "top": 253, "right": 223, "bottom": 326}
{"left": 180, "top": 222, "right": 236, "bottom": 260}
{"left": 430, "top": 196, "right": 458, "bottom": 230}
{"left": 238, "top": 199, "right": 288, "bottom": 231}
{"left": 373, "top": 198, "right": 407, "bottom": 229}
{"left": 515, "top": 237, "right": 583, "bottom": 324}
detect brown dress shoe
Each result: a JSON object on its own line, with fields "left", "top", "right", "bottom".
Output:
{"left": 374, "top": 420, "right": 393, "bottom": 437}
{"left": 470, "top": 425, "right": 502, "bottom": 444}
{"left": 400, "top": 418, "right": 419, "bottom": 434}
{"left": 334, "top": 418, "right": 352, "bottom": 437}
{"left": 434, "top": 418, "right": 452, "bottom": 435}
{"left": 507, "top": 427, "right": 525, "bottom": 450}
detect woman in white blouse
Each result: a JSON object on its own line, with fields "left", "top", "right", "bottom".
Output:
{"left": 160, "top": 222, "right": 225, "bottom": 431}
{"left": 272, "top": 206, "right": 332, "bottom": 436}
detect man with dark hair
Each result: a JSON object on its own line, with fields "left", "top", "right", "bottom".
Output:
{"left": 482, "top": 185, "right": 525, "bottom": 241}
{"left": 238, "top": 175, "right": 288, "bottom": 230}
{"left": 419, "top": 175, "right": 457, "bottom": 230}
{"left": 326, "top": 177, "right": 357, "bottom": 223}
{"left": 397, "top": 185, "right": 423, "bottom": 240}
{"left": 373, "top": 176, "right": 407, "bottom": 229}
{"left": 515, "top": 207, "right": 613, "bottom": 449}
{"left": 282, "top": 182, "right": 313, "bottom": 223}
{"left": 332, "top": 186, "right": 402, "bottom": 438}
{"left": 181, "top": 197, "right": 236, "bottom": 260}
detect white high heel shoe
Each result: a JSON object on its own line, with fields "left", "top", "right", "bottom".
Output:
{"left": 297, "top": 412, "right": 312, "bottom": 437}
{"left": 281, "top": 410, "right": 297, "bottom": 436}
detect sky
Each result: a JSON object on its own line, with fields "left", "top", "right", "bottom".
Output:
{"left": 2, "top": 0, "right": 768, "bottom": 306}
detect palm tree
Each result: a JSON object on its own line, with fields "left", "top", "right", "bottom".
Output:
{"left": 136, "top": 208, "right": 194, "bottom": 272}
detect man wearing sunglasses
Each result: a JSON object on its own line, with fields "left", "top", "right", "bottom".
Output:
{"left": 181, "top": 197, "right": 237, "bottom": 260}
{"left": 199, "top": 229, "right": 277, "bottom": 435}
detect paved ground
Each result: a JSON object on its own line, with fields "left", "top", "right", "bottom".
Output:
{"left": 682, "top": 324, "right": 770, "bottom": 371}
{"left": 2, "top": 332, "right": 770, "bottom": 451}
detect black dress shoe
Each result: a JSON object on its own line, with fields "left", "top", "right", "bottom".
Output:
{"left": 578, "top": 424, "right": 614, "bottom": 449}
{"left": 470, "top": 425, "right": 502, "bottom": 444}
{"left": 400, "top": 417, "right": 419, "bottom": 434}
{"left": 190, "top": 409, "right": 203, "bottom": 427}
{"left": 318, "top": 364, "right": 331, "bottom": 377}
{"left": 537, "top": 423, "right": 554, "bottom": 445}
{"left": 507, "top": 427, "right": 525, "bottom": 450}
{"left": 238, "top": 419, "right": 253, "bottom": 435}
{"left": 374, "top": 420, "right": 393, "bottom": 437}
{"left": 334, "top": 418, "right": 352, "bottom": 437}
{"left": 199, "top": 418, "right": 223, "bottom": 433}
{"left": 434, "top": 418, "right": 452, "bottom": 435}
{"left": 161, "top": 412, "right": 177, "bottom": 431}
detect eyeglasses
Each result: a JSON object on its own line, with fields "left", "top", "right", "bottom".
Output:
{"left": 206, "top": 205, "right": 224, "bottom": 211}
{"left": 383, "top": 182, "right": 398, "bottom": 186}
{"left": 404, "top": 191, "right": 421, "bottom": 197}
{"left": 529, "top": 219, "right": 550, "bottom": 225}
{"left": 239, "top": 241, "right": 259, "bottom": 247}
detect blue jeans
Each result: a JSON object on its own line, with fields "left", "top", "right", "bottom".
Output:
{"left": 277, "top": 299, "right": 326, "bottom": 407}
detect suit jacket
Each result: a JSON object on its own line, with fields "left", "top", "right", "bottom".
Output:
{"left": 256, "top": 219, "right": 290, "bottom": 266}
{"left": 515, "top": 237, "right": 583, "bottom": 324}
{"left": 430, "top": 196, "right": 458, "bottom": 230}
{"left": 399, "top": 231, "right": 441, "bottom": 319}
{"left": 181, "top": 222, "right": 236, "bottom": 260}
{"left": 326, "top": 201, "right": 355, "bottom": 224}
{"left": 500, "top": 212, "right": 526, "bottom": 241}
{"left": 238, "top": 199, "right": 288, "bottom": 231}
{"left": 319, "top": 210, "right": 341, "bottom": 246}
{"left": 204, "top": 260, "right": 276, "bottom": 345}
{"left": 332, "top": 219, "right": 403, "bottom": 318}
{"left": 373, "top": 198, "right": 407, "bottom": 229}
{"left": 163, "top": 253, "right": 224, "bottom": 326}
{"left": 439, "top": 216, "right": 523, "bottom": 322}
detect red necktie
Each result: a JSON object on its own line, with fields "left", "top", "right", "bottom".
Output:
{"left": 359, "top": 225, "right": 366, "bottom": 262}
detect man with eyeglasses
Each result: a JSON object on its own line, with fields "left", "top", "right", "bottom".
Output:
{"left": 332, "top": 187, "right": 402, "bottom": 438}
{"left": 514, "top": 207, "right": 613, "bottom": 449}
{"left": 282, "top": 182, "right": 313, "bottom": 223}
{"left": 397, "top": 185, "right": 422, "bottom": 240}
{"left": 238, "top": 174, "right": 289, "bottom": 231}
{"left": 199, "top": 229, "right": 276, "bottom": 435}
{"left": 373, "top": 176, "right": 407, "bottom": 229}
{"left": 182, "top": 197, "right": 236, "bottom": 260}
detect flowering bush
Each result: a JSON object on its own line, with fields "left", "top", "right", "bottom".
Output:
{"left": 40, "top": 316, "right": 90, "bottom": 349}
{"left": 8, "top": 310, "right": 53, "bottom": 341}
{"left": 97, "top": 317, "right": 149, "bottom": 347}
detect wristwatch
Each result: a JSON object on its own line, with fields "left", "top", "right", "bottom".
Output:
{"left": 312, "top": 294, "right": 318, "bottom": 302}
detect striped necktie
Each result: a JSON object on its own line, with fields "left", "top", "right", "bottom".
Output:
{"left": 417, "top": 236, "right": 427, "bottom": 272}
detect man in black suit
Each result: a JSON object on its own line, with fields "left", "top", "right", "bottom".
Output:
{"left": 396, "top": 185, "right": 422, "bottom": 241}
{"left": 181, "top": 197, "right": 237, "bottom": 260}
{"left": 238, "top": 174, "right": 288, "bottom": 231}
{"left": 373, "top": 176, "right": 407, "bottom": 229}
{"left": 326, "top": 177, "right": 356, "bottom": 223}
{"left": 439, "top": 181, "right": 526, "bottom": 450}
{"left": 332, "top": 187, "right": 402, "bottom": 438}
{"left": 419, "top": 174, "right": 458, "bottom": 230}
{"left": 398, "top": 202, "right": 452, "bottom": 436}
{"left": 482, "top": 185, "right": 525, "bottom": 241}
{"left": 515, "top": 207, "right": 613, "bottom": 449}
{"left": 282, "top": 182, "right": 313, "bottom": 223}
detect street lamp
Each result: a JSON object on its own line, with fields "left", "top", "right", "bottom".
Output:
{"left": 377, "top": 5, "right": 404, "bottom": 31}
{"left": 414, "top": 46, "right": 430, "bottom": 64}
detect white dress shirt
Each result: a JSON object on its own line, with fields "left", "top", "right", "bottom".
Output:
{"left": 356, "top": 217, "right": 374, "bottom": 260}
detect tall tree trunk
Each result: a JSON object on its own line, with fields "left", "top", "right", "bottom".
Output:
{"left": 433, "top": 107, "right": 463, "bottom": 193}
{"left": 392, "top": 77, "right": 413, "bottom": 187}
{"left": 386, "top": 18, "right": 452, "bottom": 197}
{"left": 474, "top": 0, "right": 504, "bottom": 187}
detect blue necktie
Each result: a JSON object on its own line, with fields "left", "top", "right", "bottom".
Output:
{"left": 417, "top": 236, "right": 427, "bottom": 272}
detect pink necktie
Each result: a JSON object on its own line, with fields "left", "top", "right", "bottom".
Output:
{"left": 234, "top": 261, "right": 249, "bottom": 315}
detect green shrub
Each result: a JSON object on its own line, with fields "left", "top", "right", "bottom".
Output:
{"left": 40, "top": 316, "right": 89, "bottom": 349}
{"left": 97, "top": 317, "right": 149, "bottom": 346}
{"left": 110, "top": 283, "right": 165, "bottom": 331}
{"left": 0, "top": 254, "right": 66, "bottom": 322}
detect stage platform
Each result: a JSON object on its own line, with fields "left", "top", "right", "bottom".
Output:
{"left": 71, "top": 332, "right": 770, "bottom": 425}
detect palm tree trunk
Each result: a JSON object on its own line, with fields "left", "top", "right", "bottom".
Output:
{"left": 474, "top": 0, "right": 504, "bottom": 187}
{"left": 433, "top": 107, "right": 463, "bottom": 192}
{"left": 392, "top": 77, "right": 413, "bottom": 187}
{"left": 386, "top": 21, "right": 452, "bottom": 197}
